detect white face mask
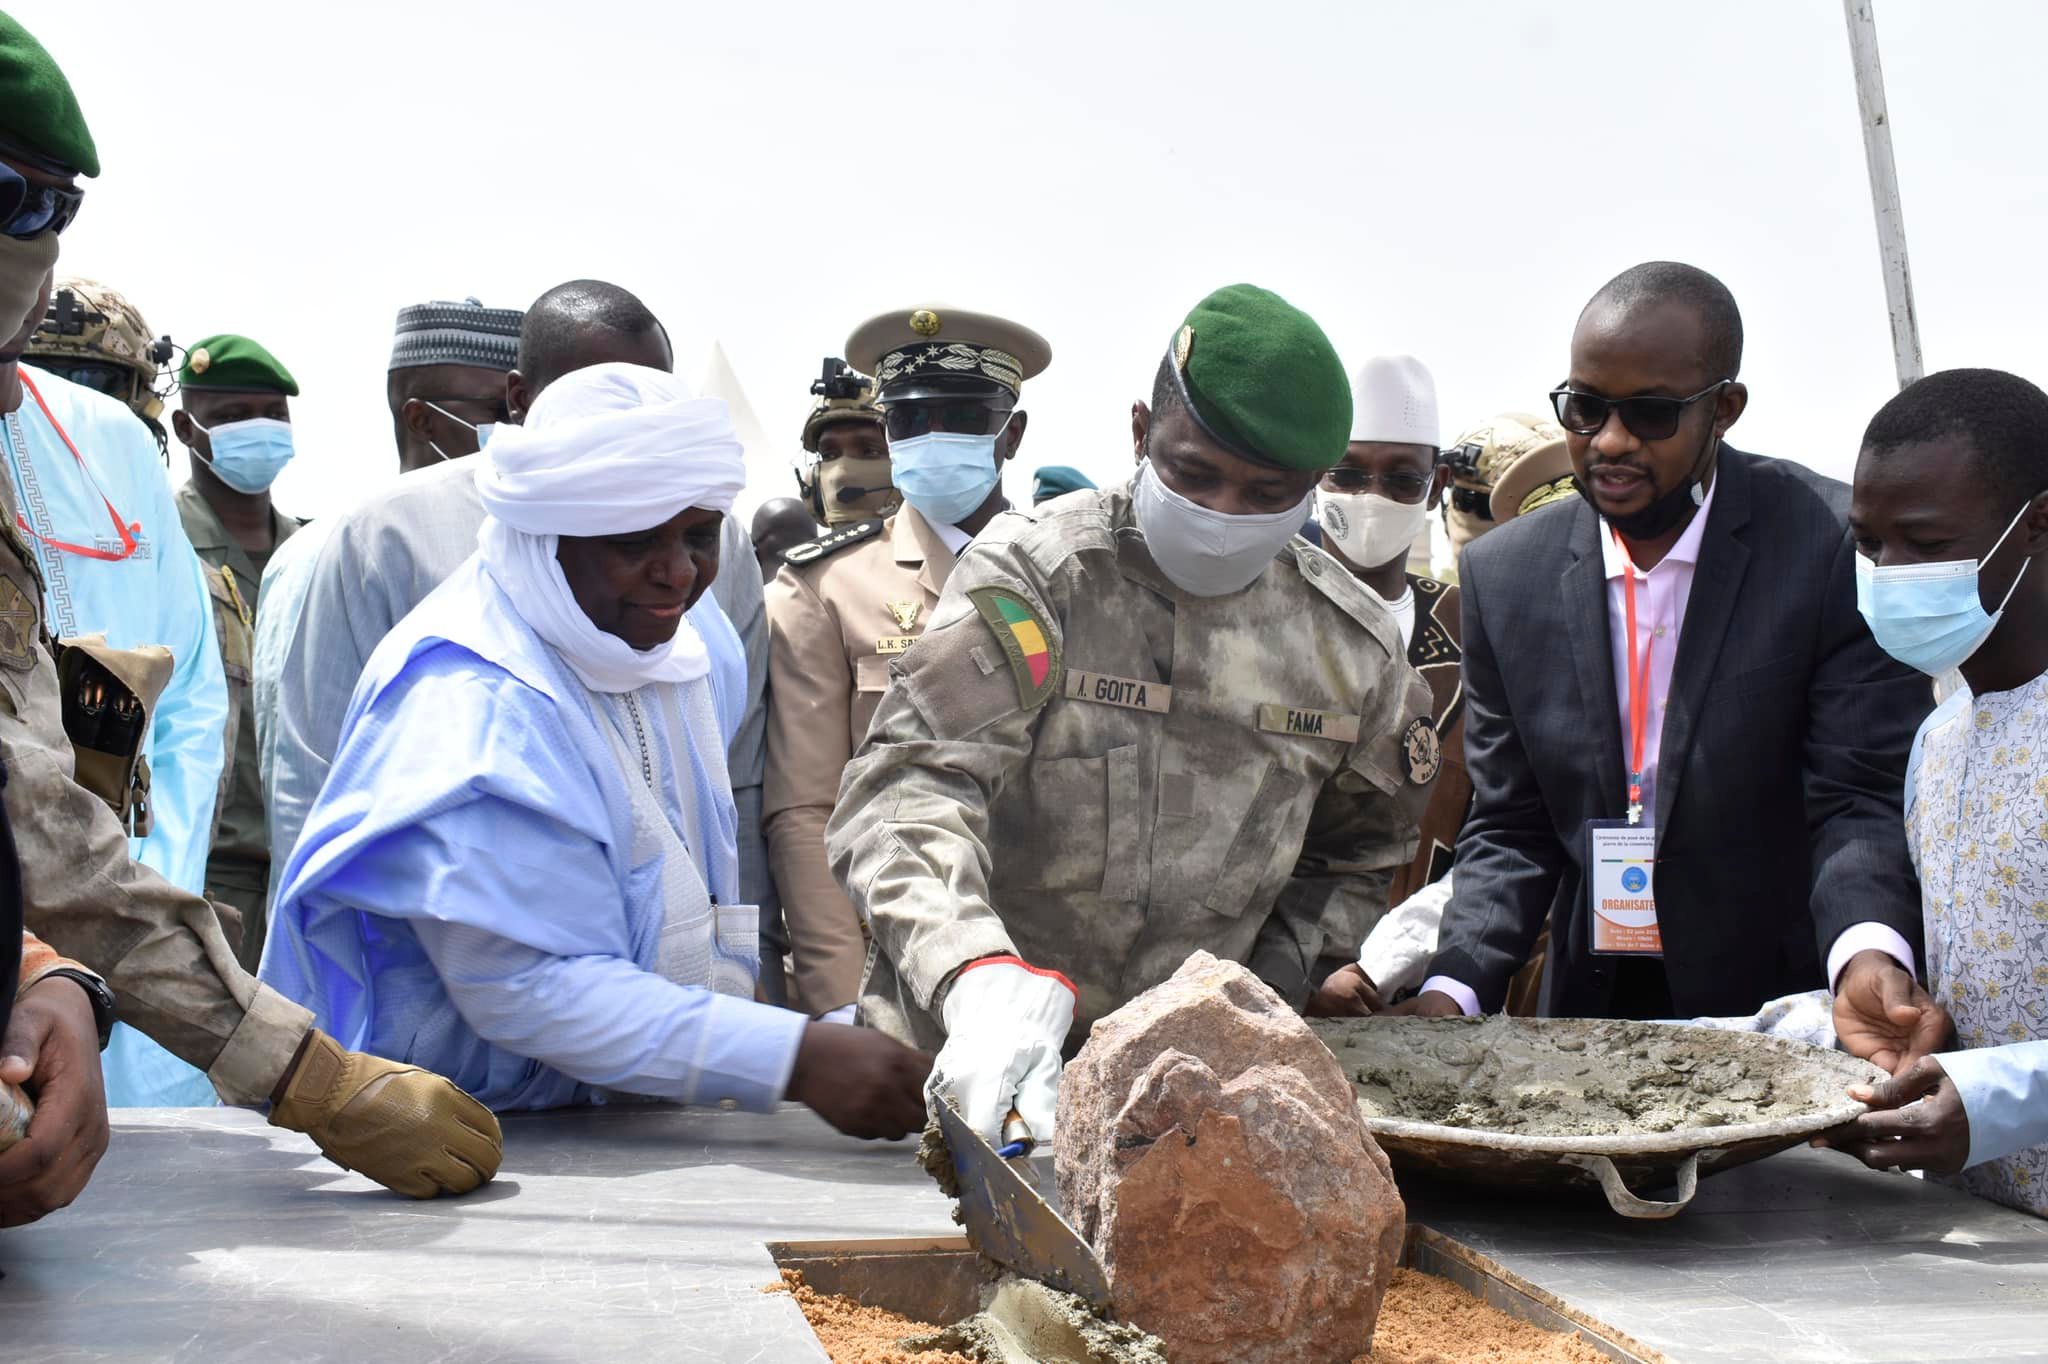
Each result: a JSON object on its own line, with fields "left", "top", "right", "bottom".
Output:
{"left": 1130, "top": 459, "right": 1312, "bottom": 597}
{"left": 1319, "top": 489, "right": 1428, "bottom": 570}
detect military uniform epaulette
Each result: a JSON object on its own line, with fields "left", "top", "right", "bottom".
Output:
{"left": 782, "top": 518, "right": 883, "bottom": 567}
{"left": 1287, "top": 539, "right": 1403, "bottom": 658}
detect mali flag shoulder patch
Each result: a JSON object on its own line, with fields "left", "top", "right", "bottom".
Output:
{"left": 968, "top": 585, "right": 1061, "bottom": 710}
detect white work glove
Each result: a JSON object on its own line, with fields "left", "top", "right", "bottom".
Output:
{"left": 930, "top": 956, "right": 1077, "bottom": 1146}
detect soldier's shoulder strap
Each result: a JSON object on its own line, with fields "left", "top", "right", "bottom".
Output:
{"left": 781, "top": 518, "right": 883, "bottom": 568}
{"left": 1286, "top": 538, "right": 1402, "bottom": 658}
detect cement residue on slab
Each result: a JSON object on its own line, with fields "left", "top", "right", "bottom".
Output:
{"left": 900, "top": 1276, "right": 1168, "bottom": 1364}
{"left": 1315, "top": 1016, "right": 1852, "bottom": 1136}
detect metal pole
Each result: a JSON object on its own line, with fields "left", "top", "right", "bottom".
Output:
{"left": 1843, "top": 0, "right": 1925, "bottom": 389}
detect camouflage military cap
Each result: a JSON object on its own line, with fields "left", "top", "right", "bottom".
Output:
{"left": 1442, "top": 411, "right": 1566, "bottom": 491}
{"left": 180, "top": 333, "right": 298, "bottom": 396}
{"left": 801, "top": 367, "right": 883, "bottom": 453}
{"left": 1168, "top": 284, "right": 1350, "bottom": 472}
{"left": 27, "top": 277, "right": 163, "bottom": 377}
{"left": 1489, "top": 415, "right": 1576, "bottom": 522}
{"left": 0, "top": 12, "right": 97, "bottom": 177}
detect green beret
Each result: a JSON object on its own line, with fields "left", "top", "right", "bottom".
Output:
{"left": 1169, "top": 283, "right": 1350, "bottom": 472}
{"left": 0, "top": 12, "right": 98, "bottom": 177}
{"left": 1031, "top": 465, "right": 1095, "bottom": 503}
{"left": 180, "top": 333, "right": 299, "bottom": 396}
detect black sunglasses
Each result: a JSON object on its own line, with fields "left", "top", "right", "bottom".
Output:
{"left": 1321, "top": 467, "right": 1432, "bottom": 504}
{"left": 1549, "top": 380, "right": 1729, "bottom": 442}
{"left": 883, "top": 400, "right": 1012, "bottom": 442}
{"left": 0, "top": 162, "right": 84, "bottom": 240}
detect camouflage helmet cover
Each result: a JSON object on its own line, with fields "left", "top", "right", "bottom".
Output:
{"left": 25, "top": 277, "right": 171, "bottom": 422}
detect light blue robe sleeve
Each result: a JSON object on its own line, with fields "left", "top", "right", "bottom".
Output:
{"left": 1940, "top": 1041, "right": 2048, "bottom": 1171}
{"left": 285, "top": 658, "right": 805, "bottom": 1109}
{"left": 131, "top": 450, "right": 227, "bottom": 894}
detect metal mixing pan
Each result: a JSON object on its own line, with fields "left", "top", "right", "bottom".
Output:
{"left": 1312, "top": 1016, "right": 1887, "bottom": 1219}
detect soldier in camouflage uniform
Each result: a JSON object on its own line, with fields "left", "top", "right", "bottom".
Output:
{"left": 0, "top": 9, "right": 500, "bottom": 1196}
{"left": 170, "top": 335, "right": 306, "bottom": 970}
{"left": 826, "top": 285, "right": 1435, "bottom": 1144}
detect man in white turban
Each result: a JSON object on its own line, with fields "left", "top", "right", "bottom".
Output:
{"left": 262, "top": 364, "right": 931, "bottom": 1139}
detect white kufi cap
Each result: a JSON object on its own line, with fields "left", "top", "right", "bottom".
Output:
{"left": 1348, "top": 354, "right": 1439, "bottom": 447}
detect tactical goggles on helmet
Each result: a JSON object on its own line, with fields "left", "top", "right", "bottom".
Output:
{"left": 0, "top": 160, "right": 84, "bottom": 240}
{"left": 1549, "top": 380, "right": 1730, "bottom": 442}
{"left": 1448, "top": 485, "right": 1496, "bottom": 521}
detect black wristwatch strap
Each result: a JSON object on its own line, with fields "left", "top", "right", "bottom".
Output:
{"left": 38, "top": 968, "right": 116, "bottom": 1050}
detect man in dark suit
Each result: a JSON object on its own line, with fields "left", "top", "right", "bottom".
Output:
{"left": 1401, "top": 262, "right": 1941, "bottom": 1057}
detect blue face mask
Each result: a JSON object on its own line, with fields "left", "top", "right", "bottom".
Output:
{"left": 887, "top": 415, "right": 1011, "bottom": 526}
{"left": 422, "top": 401, "right": 495, "bottom": 463}
{"left": 190, "top": 415, "right": 296, "bottom": 493}
{"left": 1856, "top": 497, "right": 2037, "bottom": 677}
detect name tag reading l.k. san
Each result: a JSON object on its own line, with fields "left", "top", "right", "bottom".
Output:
{"left": 1256, "top": 703, "right": 1360, "bottom": 743}
{"left": 874, "top": 635, "right": 918, "bottom": 655}
{"left": 1588, "top": 820, "right": 1663, "bottom": 956}
{"left": 1063, "top": 669, "right": 1173, "bottom": 714}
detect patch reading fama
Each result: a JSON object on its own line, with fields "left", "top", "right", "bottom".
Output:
{"left": 1402, "top": 715, "right": 1442, "bottom": 785}
{"left": 1064, "top": 669, "right": 1172, "bottom": 714}
{"left": 968, "top": 586, "right": 1061, "bottom": 709}
{"left": 1256, "top": 702, "right": 1360, "bottom": 743}
{"left": 0, "top": 576, "right": 37, "bottom": 672}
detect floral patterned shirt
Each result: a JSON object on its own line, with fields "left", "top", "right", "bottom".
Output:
{"left": 1906, "top": 672, "right": 2048, "bottom": 1215}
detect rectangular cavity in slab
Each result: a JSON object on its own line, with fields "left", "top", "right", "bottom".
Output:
{"left": 768, "top": 1227, "right": 1672, "bottom": 1364}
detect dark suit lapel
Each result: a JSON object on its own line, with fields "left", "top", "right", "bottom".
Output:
{"left": 1561, "top": 501, "right": 1628, "bottom": 813}
{"left": 1653, "top": 449, "right": 1754, "bottom": 842}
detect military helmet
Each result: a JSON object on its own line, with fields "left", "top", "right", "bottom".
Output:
{"left": 24, "top": 277, "right": 175, "bottom": 424}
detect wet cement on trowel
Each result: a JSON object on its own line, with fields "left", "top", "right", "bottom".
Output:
{"left": 910, "top": 1113, "right": 1165, "bottom": 1364}
{"left": 1315, "top": 1016, "right": 1836, "bottom": 1135}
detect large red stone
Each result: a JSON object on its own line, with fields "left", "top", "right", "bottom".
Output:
{"left": 1054, "top": 952, "right": 1405, "bottom": 1363}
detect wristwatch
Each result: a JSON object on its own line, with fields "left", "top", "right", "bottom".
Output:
{"left": 37, "top": 967, "right": 116, "bottom": 1050}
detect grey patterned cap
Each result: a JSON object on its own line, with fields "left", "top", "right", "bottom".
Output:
{"left": 388, "top": 297, "right": 524, "bottom": 373}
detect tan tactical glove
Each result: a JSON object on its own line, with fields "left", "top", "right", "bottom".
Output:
{"left": 268, "top": 1030, "right": 502, "bottom": 1199}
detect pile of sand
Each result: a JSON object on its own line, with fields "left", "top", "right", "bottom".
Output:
{"left": 779, "top": 1266, "right": 1615, "bottom": 1363}
{"left": 1359, "top": 1269, "right": 1613, "bottom": 1364}
{"left": 768, "top": 1271, "right": 974, "bottom": 1364}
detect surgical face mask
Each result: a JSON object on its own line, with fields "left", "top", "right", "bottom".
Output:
{"left": 887, "top": 415, "right": 1010, "bottom": 526}
{"left": 0, "top": 233, "right": 57, "bottom": 346}
{"left": 811, "top": 453, "right": 899, "bottom": 525}
{"left": 1856, "top": 497, "right": 2039, "bottom": 677}
{"left": 1131, "top": 459, "right": 1313, "bottom": 597}
{"left": 1319, "top": 489, "right": 1429, "bottom": 570}
{"left": 422, "top": 401, "right": 495, "bottom": 463}
{"left": 187, "top": 415, "right": 296, "bottom": 493}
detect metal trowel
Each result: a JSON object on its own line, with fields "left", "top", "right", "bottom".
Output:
{"left": 935, "top": 1094, "right": 1113, "bottom": 1314}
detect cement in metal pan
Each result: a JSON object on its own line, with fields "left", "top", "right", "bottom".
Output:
{"left": 1312, "top": 1016, "right": 1888, "bottom": 1218}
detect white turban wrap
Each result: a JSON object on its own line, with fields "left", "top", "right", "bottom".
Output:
{"left": 475, "top": 362, "right": 747, "bottom": 692}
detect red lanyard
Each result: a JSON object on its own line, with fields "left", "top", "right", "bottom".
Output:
{"left": 1616, "top": 528, "right": 1652, "bottom": 825}
{"left": 12, "top": 370, "right": 141, "bottom": 562}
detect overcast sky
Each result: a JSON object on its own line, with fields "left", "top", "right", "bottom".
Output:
{"left": 22, "top": 0, "right": 2046, "bottom": 531}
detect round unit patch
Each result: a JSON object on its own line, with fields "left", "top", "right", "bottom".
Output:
{"left": 1401, "top": 715, "right": 1441, "bottom": 785}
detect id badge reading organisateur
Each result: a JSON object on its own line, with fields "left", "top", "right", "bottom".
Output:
{"left": 1585, "top": 818, "right": 1662, "bottom": 956}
